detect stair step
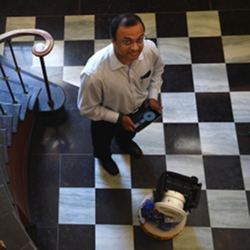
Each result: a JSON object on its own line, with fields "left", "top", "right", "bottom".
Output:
{"left": 0, "top": 54, "right": 65, "bottom": 112}
{"left": 0, "top": 115, "right": 13, "bottom": 146}
{"left": 0, "top": 130, "right": 8, "bottom": 163}
{"left": 0, "top": 76, "right": 42, "bottom": 111}
{"left": 0, "top": 144, "right": 9, "bottom": 181}
{"left": 0, "top": 103, "right": 21, "bottom": 133}
{"left": 28, "top": 86, "right": 42, "bottom": 110}
{"left": 0, "top": 91, "right": 31, "bottom": 121}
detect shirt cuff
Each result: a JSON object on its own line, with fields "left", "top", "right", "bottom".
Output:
{"left": 148, "top": 88, "right": 159, "bottom": 100}
{"left": 104, "top": 110, "right": 120, "bottom": 123}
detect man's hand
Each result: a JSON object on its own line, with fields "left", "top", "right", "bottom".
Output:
{"left": 120, "top": 115, "right": 136, "bottom": 132}
{"left": 148, "top": 98, "right": 162, "bottom": 113}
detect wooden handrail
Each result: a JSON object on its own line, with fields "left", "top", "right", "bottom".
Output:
{"left": 0, "top": 29, "right": 54, "bottom": 57}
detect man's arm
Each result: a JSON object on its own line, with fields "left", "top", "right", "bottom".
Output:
{"left": 77, "top": 73, "right": 119, "bottom": 123}
{"left": 147, "top": 41, "right": 164, "bottom": 113}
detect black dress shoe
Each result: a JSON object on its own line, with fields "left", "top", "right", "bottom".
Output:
{"left": 99, "top": 157, "right": 119, "bottom": 175}
{"left": 119, "top": 140, "right": 143, "bottom": 158}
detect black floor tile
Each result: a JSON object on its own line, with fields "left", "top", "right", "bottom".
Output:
{"left": 235, "top": 123, "right": 250, "bottom": 154}
{"left": 156, "top": 13, "right": 187, "bottom": 37}
{"left": 96, "top": 189, "right": 132, "bottom": 224}
{"left": 211, "top": 0, "right": 250, "bottom": 10}
{"left": 219, "top": 10, "right": 250, "bottom": 35}
{"left": 190, "top": 37, "right": 225, "bottom": 63}
{"left": 129, "top": 0, "right": 151, "bottom": 13}
{"left": 34, "top": 227, "right": 57, "bottom": 250}
{"left": 131, "top": 155, "right": 166, "bottom": 188}
{"left": 95, "top": 14, "right": 115, "bottom": 39}
{"left": 0, "top": 0, "right": 80, "bottom": 16}
{"left": 59, "top": 225, "right": 95, "bottom": 250}
{"left": 196, "top": 93, "right": 233, "bottom": 122}
{"left": 30, "top": 109, "right": 93, "bottom": 154}
{"left": 60, "top": 155, "right": 94, "bottom": 187}
{"left": 28, "top": 155, "right": 59, "bottom": 227}
{"left": 3, "top": 42, "right": 34, "bottom": 67}
{"left": 35, "top": 16, "right": 65, "bottom": 40}
{"left": 164, "top": 124, "right": 201, "bottom": 154}
{"left": 64, "top": 40, "right": 94, "bottom": 66}
{"left": 134, "top": 226, "right": 173, "bottom": 250}
{"left": 81, "top": 0, "right": 130, "bottom": 14}
{"left": 0, "top": 17, "right": 6, "bottom": 33}
{"left": 186, "top": 190, "right": 210, "bottom": 226}
{"left": 147, "top": 38, "right": 158, "bottom": 46}
{"left": 227, "top": 63, "right": 250, "bottom": 91}
{"left": 246, "top": 191, "right": 250, "bottom": 214}
{"left": 150, "top": 0, "right": 210, "bottom": 12}
{"left": 203, "top": 156, "right": 244, "bottom": 189}
{"left": 161, "top": 65, "right": 193, "bottom": 92}
{"left": 212, "top": 228, "right": 250, "bottom": 250}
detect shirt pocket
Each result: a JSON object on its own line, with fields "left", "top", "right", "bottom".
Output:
{"left": 139, "top": 69, "right": 152, "bottom": 91}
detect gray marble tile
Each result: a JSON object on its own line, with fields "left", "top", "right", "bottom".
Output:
{"left": 157, "top": 37, "right": 191, "bottom": 64}
{"left": 199, "top": 123, "right": 239, "bottom": 155}
{"left": 161, "top": 93, "right": 198, "bottom": 123}
{"left": 95, "top": 154, "right": 131, "bottom": 189}
{"left": 207, "top": 190, "right": 250, "bottom": 228}
{"left": 241, "top": 155, "right": 250, "bottom": 190}
{"left": 0, "top": 43, "right": 3, "bottom": 55}
{"left": 173, "top": 227, "right": 214, "bottom": 250}
{"left": 63, "top": 66, "right": 82, "bottom": 87}
{"left": 23, "top": 65, "right": 63, "bottom": 84}
{"left": 95, "top": 225, "right": 134, "bottom": 250}
{"left": 6, "top": 17, "right": 35, "bottom": 41}
{"left": 94, "top": 39, "right": 111, "bottom": 53}
{"left": 32, "top": 40, "right": 64, "bottom": 67}
{"left": 134, "top": 123, "right": 165, "bottom": 155}
{"left": 166, "top": 155, "right": 206, "bottom": 189}
{"left": 59, "top": 188, "right": 95, "bottom": 224}
{"left": 131, "top": 188, "right": 152, "bottom": 225}
{"left": 231, "top": 92, "right": 250, "bottom": 122}
{"left": 64, "top": 15, "right": 94, "bottom": 40}
{"left": 192, "top": 64, "right": 229, "bottom": 92}
{"left": 222, "top": 35, "right": 250, "bottom": 63}
{"left": 137, "top": 13, "right": 156, "bottom": 38}
{"left": 187, "top": 11, "right": 221, "bottom": 37}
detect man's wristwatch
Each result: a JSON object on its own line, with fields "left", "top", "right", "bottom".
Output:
{"left": 117, "top": 114, "right": 123, "bottom": 124}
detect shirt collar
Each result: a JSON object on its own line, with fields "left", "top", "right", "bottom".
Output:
{"left": 109, "top": 44, "right": 144, "bottom": 71}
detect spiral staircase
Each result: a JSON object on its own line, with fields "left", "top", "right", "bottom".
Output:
{"left": 0, "top": 29, "right": 65, "bottom": 249}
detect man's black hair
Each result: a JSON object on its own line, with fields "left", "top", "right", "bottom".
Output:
{"left": 110, "top": 14, "right": 145, "bottom": 40}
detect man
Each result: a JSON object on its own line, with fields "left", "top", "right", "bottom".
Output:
{"left": 78, "top": 14, "right": 164, "bottom": 175}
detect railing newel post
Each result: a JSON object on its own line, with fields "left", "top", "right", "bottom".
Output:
{"left": 0, "top": 29, "right": 55, "bottom": 109}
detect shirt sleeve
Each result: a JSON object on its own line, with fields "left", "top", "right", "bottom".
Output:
{"left": 77, "top": 73, "right": 120, "bottom": 123}
{"left": 147, "top": 41, "right": 164, "bottom": 100}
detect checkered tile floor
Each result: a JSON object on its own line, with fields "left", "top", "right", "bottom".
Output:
{"left": 1, "top": 10, "right": 250, "bottom": 250}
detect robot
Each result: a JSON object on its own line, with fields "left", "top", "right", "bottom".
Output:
{"left": 138, "top": 171, "right": 202, "bottom": 240}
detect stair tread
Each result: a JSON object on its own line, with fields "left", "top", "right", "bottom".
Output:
{"left": 0, "top": 102, "right": 21, "bottom": 132}
{"left": 0, "top": 91, "right": 31, "bottom": 121}
{"left": 0, "top": 115, "right": 13, "bottom": 146}
{"left": 0, "top": 54, "right": 65, "bottom": 112}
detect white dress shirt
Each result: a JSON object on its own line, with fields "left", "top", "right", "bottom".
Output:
{"left": 77, "top": 39, "right": 164, "bottom": 123}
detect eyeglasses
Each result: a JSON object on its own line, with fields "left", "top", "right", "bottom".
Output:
{"left": 120, "top": 36, "right": 145, "bottom": 46}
